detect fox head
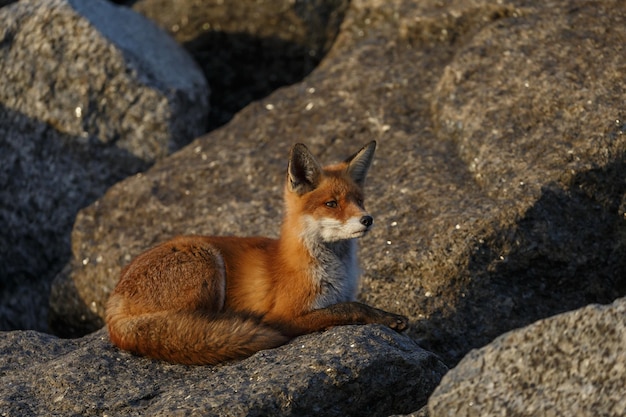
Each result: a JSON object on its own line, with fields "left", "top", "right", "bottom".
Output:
{"left": 284, "top": 141, "right": 376, "bottom": 243}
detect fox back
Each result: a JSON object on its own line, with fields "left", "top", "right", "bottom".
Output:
{"left": 106, "top": 141, "right": 408, "bottom": 365}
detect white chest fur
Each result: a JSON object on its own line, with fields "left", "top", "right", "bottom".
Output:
{"left": 308, "top": 239, "right": 360, "bottom": 309}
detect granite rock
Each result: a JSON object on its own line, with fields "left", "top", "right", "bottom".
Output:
{"left": 1, "top": 0, "right": 208, "bottom": 161}
{"left": 0, "top": 325, "right": 447, "bottom": 417}
{"left": 428, "top": 297, "right": 626, "bottom": 417}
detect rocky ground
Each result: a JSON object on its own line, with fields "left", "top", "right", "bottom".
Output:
{"left": 1, "top": 0, "right": 625, "bottom": 415}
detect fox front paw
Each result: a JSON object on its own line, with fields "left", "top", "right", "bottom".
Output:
{"left": 383, "top": 313, "right": 409, "bottom": 332}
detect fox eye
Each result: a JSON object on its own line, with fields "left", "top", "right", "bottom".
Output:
{"left": 325, "top": 200, "right": 338, "bottom": 208}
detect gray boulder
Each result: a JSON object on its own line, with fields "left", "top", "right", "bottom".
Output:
{"left": 1, "top": 0, "right": 208, "bottom": 161}
{"left": 416, "top": 0, "right": 626, "bottom": 364}
{"left": 428, "top": 297, "right": 626, "bottom": 416}
{"left": 0, "top": 0, "right": 208, "bottom": 331}
{"left": 0, "top": 325, "right": 447, "bottom": 416}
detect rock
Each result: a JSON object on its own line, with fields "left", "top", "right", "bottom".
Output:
{"left": 131, "top": 0, "right": 349, "bottom": 129}
{"left": 391, "top": 408, "right": 429, "bottom": 417}
{"left": 0, "top": 325, "right": 448, "bottom": 416}
{"left": 428, "top": 297, "right": 626, "bottom": 416}
{"left": 53, "top": 0, "right": 626, "bottom": 370}
{"left": 0, "top": 0, "right": 208, "bottom": 331}
{"left": 415, "top": 0, "right": 626, "bottom": 365}
{"left": 1, "top": 0, "right": 208, "bottom": 161}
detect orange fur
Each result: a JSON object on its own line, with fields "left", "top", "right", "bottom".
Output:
{"left": 106, "top": 142, "right": 408, "bottom": 365}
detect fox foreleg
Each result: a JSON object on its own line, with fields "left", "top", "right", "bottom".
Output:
{"left": 279, "top": 302, "right": 409, "bottom": 337}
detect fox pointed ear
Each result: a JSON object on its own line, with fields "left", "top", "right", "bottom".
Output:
{"left": 288, "top": 143, "right": 323, "bottom": 195}
{"left": 346, "top": 141, "right": 376, "bottom": 187}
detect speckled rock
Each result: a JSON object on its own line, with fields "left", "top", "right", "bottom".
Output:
{"left": 0, "top": 0, "right": 208, "bottom": 331}
{"left": 2, "top": 0, "right": 208, "bottom": 161}
{"left": 428, "top": 297, "right": 626, "bottom": 417}
{"left": 0, "top": 325, "right": 447, "bottom": 417}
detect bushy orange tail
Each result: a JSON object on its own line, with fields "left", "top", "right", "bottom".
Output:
{"left": 106, "top": 294, "right": 289, "bottom": 365}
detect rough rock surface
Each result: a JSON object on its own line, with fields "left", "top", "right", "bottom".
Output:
{"left": 0, "top": 0, "right": 208, "bottom": 331}
{"left": 1, "top": 0, "right": 208, "bottom": 160}
{"left": 54, "top": 0, "right": 626, "bottom": 365}
{"left": 0, "top": 325, "right": 447, "bottom": 416}
{"left": 428, "top": 297, "right": 626, "bottom": 416}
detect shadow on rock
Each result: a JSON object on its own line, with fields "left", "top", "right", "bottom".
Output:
{"left": 48, "top": 264, "right": 104, "bottom": 337}
{"left": 0, "top": 105, "right": 148, "bottom": 332}
{"left": 185, "top": 31, "right": 325, "bottom": 130}
{"left": 127, "top": 0, "right": 348, "bottom": 131}
{"left": 416, "top": 155, "right": 626, "bottom": 365}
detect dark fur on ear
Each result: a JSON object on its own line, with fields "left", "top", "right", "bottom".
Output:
{"left": 288, "top": 143, "right": 323, "bottom": 195}
{"left": 345, "top": 141, "right": 376, "bottom": 187}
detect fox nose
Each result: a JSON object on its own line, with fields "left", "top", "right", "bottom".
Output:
{"left": 360, "top": 215, "right": 373, "bottom": 228}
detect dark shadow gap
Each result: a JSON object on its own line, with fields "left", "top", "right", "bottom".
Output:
{"left": 185, "top": 31, "right": 324, "bottom": 131}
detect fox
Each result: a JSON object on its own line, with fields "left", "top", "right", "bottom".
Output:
{"left": 105, "top": 141, "right": 408, "bottom": 365}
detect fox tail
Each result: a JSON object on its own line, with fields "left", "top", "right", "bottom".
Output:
{"left": 106, "top": 294, "right": 289, "bottom": 365}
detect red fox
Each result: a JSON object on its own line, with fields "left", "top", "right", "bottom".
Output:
{"left": 106, "top": 141, "right": 408, "bottom": 365}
